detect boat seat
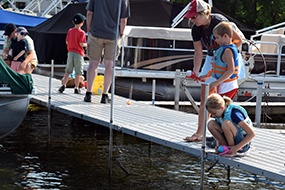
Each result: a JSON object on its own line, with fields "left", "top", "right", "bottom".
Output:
{"left": 252, "top": 28, "right": 285, "bottom": 54}
{"left": 0, "top": 85, "right": 12, "bottom": 94}
{"left": 260, "top": 34, "right": 285, "bottom": 54}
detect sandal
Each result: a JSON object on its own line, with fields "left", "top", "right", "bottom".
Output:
{"left": 183, "top": 133, "right": 202, "bottom": 142}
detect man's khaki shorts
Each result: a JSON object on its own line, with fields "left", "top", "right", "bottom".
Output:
{"left": 87, "top": 33, "right": 116, "bottom": 61}
{"left": 29, "top": 58, "right": 38, "bottom": 70}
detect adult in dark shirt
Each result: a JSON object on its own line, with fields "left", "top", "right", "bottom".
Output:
{"left": 183, "top": 0, "right": 243, "bottom": 142}
{"left": 84, "top": 0, "right": 130, "bottom": 103}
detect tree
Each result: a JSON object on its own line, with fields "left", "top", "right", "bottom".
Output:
{"left": 170, "top": 0, "right": 285, "bottom": 30}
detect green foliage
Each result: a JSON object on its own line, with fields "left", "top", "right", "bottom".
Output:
{"left": 170, "top": 0, "right": 285, "bottom": 30}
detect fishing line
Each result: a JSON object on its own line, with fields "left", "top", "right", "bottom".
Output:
{"left": 215, "top": 162, "right": 285, "bottom": 189}
{"left": 115, "top": 138, "right": 284, "bottom": 188}
{"left": 167, "top": 154, "right": 219, "bottom": 176}
{"left": 168, "top": 153, "right": 285, "bottom": 188}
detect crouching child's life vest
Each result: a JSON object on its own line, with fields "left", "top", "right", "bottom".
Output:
{"left": 215, "top": 104, "right": 253, "bottom": 135}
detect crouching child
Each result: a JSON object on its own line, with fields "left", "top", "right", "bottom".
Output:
{"left": 205, "top": 93, "right": 255, "bottom": 157}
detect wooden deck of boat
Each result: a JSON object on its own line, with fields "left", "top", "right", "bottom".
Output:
{"left": 31, "top": 74, "right": 285, "bottom": 184}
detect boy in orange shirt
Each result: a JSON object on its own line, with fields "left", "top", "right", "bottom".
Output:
{"left": 59, "top": 13, "right": 87, "bottom": 94}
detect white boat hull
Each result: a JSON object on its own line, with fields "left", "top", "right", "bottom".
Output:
{"left": 0, "top": 94, "right": 31, "bottom": 139}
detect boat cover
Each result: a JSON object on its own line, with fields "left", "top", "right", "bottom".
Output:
{"left": 0, "top": 58, "right": 33, "bottom": 94}
{"left": 28, "top": 1, "right": 191, "bottom": 64}
{"left": 28, "top": 0, "right": 255, "bottom": 64}
{"left": 0, "top": 9, "right": 48, "bottom": 30}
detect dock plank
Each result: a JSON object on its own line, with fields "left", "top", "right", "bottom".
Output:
{"left": 30, "top": 74, "right": 285, "bottom": 184}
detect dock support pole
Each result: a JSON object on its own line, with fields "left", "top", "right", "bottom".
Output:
{"left": 255, "top": 81, "right": 263, "bottom": 128}
{"left": 200, "top": 83, "right": 209, "bottom": 190}
{"left": 152, "top": 79, "right": 156, "bottom": 105}
{"left": 109, "top": 0, "right": 122, "bottom": 188}
{"left": 174, "top": 69, "right": 180, "bottom": 110}
{"left": 129, "top": 83, "right": 133, "bottom": 99}
{"left": 227, "top": 166, "right": 231, "bottom": 180}
{"left": 47, "top": 60, "right": 54, "bottom": 146}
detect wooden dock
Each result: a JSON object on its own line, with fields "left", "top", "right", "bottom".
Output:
{"left": 30, "top": 74, "right": 285, "bottom": 185}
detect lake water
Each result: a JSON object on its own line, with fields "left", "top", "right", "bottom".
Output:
{"left": 0, "top": 104, "right": 283, "bottom": 190}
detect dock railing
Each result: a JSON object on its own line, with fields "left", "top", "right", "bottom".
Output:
{"left": 120, "top": 25, "right": 202, "bottom": 68}
{"left": 248, "top": 40, "right": 284, "bottom": 77}
{"left": 174, "top": 69, "right": 200, "bottom": 113}
{"left": 250, "top": 21, "right": 285, "bottom": 40}
{"left": 255, "top": 81, "right": 285, "bottom": 127}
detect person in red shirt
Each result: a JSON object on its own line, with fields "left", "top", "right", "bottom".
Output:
{"left": 58, "top": 13, "right": 87, "bottom": 94}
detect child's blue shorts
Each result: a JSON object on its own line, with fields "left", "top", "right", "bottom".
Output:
{"left": 222, "top": 129, "right": 251, "bottom": 153}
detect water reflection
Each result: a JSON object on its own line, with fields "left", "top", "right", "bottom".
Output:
{"left": 0, "top": 104, "right": 283, "bottom": 189}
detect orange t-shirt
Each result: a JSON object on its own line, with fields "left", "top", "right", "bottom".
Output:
{"left": 66, "top": 28, "right": 86, "bottom": 56}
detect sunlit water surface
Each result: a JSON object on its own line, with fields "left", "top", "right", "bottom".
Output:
{"left": 0, "top": 104, "right": 284, "bottom": 190}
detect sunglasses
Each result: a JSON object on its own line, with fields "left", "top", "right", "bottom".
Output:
{"left": 191, "top": 13, "right": 199, "bottom": 19}
{"left": 19, "top": 32, "right": 27, "bottom": 36}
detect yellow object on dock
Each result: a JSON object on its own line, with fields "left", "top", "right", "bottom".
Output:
{"left": 92, "top": 75, "right": 104, "bottom": 95}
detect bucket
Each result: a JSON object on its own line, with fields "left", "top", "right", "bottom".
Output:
{"left": 92, "top": 75, "right": 104, "bottom": 95}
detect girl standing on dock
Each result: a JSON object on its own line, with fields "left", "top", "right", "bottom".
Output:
{"left": 205, "top": 93, "right": 255, "bottom": 157}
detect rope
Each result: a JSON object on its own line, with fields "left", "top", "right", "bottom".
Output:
{"left": 243, "top": 39, "right": 267, "bottom": 81}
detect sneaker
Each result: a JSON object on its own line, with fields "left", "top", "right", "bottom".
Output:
{"left": 100, "top": 93, "right": 111, "bottom": 104}
{"left": 74, "top": 88, "right": 81, "bottom": 94}
{"left": 206, "top": 139, "right": 217, "bottom": 148}
{"left": 84, "top": 91, "right": 92, "bottom": 102}
{"left": 206, "top": 136, "right": 215, "bottom": 141}
{"left": 58, "top": 85, "right": 65, "bottom": 93}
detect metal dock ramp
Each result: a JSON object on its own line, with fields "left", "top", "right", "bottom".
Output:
{"left": 30, "top": 74, "right": 285, "bottom": 185}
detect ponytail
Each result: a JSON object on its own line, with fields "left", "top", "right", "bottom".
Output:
{"left": 206, "top": 93, "right": 232, "bottom": 110}
{"left": 223, "top": 96, "right": 233, "bottom": 107}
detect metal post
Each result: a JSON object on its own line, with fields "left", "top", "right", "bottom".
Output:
{"left": 181, "top": 86, "right": 200, "bottom": 114}
{"left": 47, "top": 60, "right": 54, "bottom": 146}
{"left": 200, "top": 83, "right": 209, "bottom": 190}
{"left": 120, "top": 35, "right": 125, "bottom": 68}
{"left": 227, "top": 166, "right": 231, "bottom": 180}
{"left": 109, "top": 0, "right": 122, "bottom": 188}
{"left": 129, "top": 83, "right": 133, "bottom": 99}
{"left": 255, "top": 81, "right": 263, "bottom": 128}
{"left": 174, "top": 69, "right": 181, "bottom": 110}
{"left": 152, "top": 79, "right": 156, "bottom": 105}
{"left": 171, "top": 2, "right": 191, "bottom": 28}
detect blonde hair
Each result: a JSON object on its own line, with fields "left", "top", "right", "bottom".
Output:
{"left": 206, "top": 93, "right": 232, "bottom": 110}
{"left": 201, "top": 4, "right": 211, "bottom": 15}
{"left": 213, "top": 21, "right": 233, "bottom": 38}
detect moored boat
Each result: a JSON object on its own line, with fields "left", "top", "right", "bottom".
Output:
{"left": 0, "top": 58, "right": 33, "bottom": 139}
{"left": 7, "top": 0, "right": 285, "bottom": 103}
{"left": 0, "top": 94, "right": 31, "bottom": 139}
